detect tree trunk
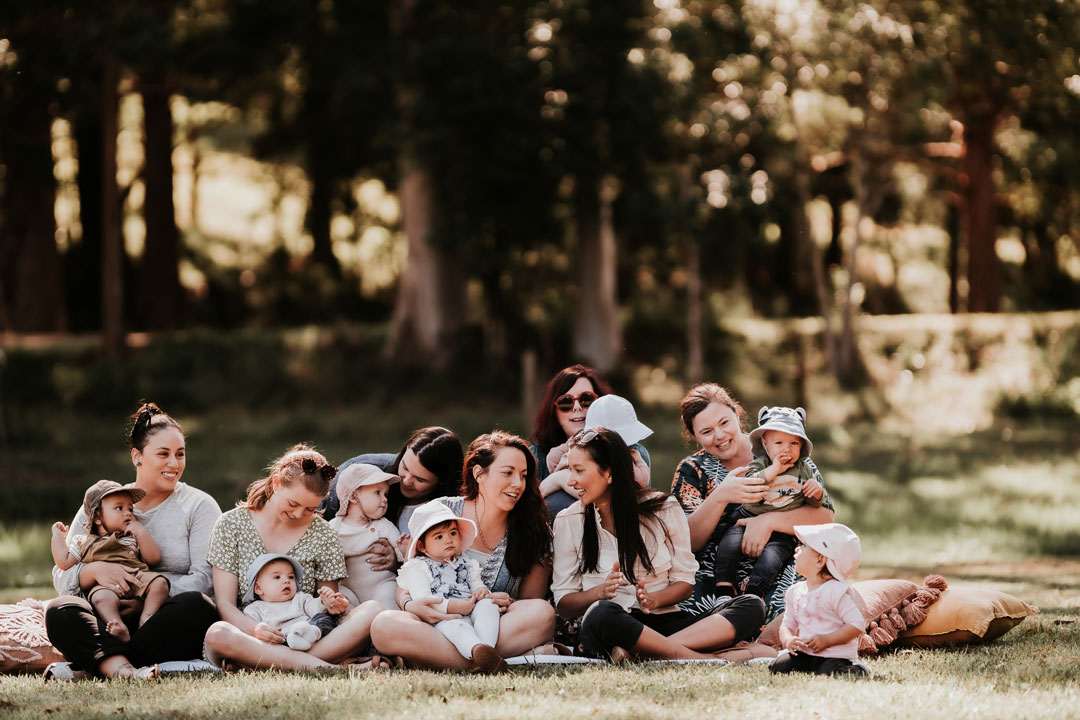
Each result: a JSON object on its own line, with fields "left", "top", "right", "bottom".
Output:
{"left": 681, "top": 164, "right": 703, "bottom": 383}
{"left": 572, "top": 177, "right": 620, "bottom": 373}
{"left": 963, "top": 119, "right": 1000, "bottom": 313}
{"left": 73, "top": 106, "right": 104, "bottom": 331}
{"left": 3, "top": 101, "right": 66, "bottom": 332}
{"left": 946, "top": 197, "right": 961, "bottom": 313}
{"left": 385, "top": 167, "right": 467, "bottom": 366}
{"left": 140, "top": 81, "right": 183, "bottom": 330}
{"left": 102, "top": 56, "right": 125, "bottom": 360}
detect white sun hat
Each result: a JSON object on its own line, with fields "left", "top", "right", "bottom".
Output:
{"left": 584, "top": 394, "right": 653, "bottom": 447}
{"left": 336, "top": 463, "right": 400, "bottom": 519}
{"left": 405, "top": 500, "right": 477, "bottom": 561}
{"left": 794, "top": 523, "right": 861, "bottom": 583}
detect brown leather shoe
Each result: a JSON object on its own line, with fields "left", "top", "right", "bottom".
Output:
{"left": 471, "top": 644, "right": 510, "bottom": 674}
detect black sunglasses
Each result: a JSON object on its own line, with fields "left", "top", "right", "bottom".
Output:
{"left": 554, "top": 391, "right": 598, "bottom": 413}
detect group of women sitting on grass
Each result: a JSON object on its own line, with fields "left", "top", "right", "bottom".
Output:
{"left": 44, "top": 365, "right": 838, "bottom": 678}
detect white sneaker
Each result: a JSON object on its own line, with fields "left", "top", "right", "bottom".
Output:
{"left": 43, "top": 661, "right": 90, "bottom": 681}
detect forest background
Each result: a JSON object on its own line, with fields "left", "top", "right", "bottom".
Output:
{"left": 0, "top": 4, "right": 1079, "bottom": 717}
{"left": 1, "top": 0, "right": 1080, "bottom": 584}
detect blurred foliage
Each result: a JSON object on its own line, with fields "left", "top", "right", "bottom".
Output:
{"left": 1, "top": 0, "right": 1080, "bottom": 373}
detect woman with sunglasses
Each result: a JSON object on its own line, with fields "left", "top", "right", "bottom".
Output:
{"left": 551, "top": 428, "right": 766, "bottom": 662}
{"left": 203, "top": 444, "right": 384, "bottom": 670}
{"left": 531, "top": 366, "right": 651, "bottom": 522}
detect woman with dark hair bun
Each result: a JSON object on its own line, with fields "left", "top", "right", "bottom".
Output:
{"left": 369, "top": 431, "right": 556, "bottom": 669}
{"left": 551, "top": 428, "right": 765, "bottom": 662}
{"left": 318, "top": 427, "right": 464, "bottom": 572}
{"left": 45, "top": 402, "right": 221, "bottom": 680}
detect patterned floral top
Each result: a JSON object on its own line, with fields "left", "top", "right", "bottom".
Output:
{"left": 437, "top": 497, "right": 521, "bottom": 598}
{"left": 207, "top": 506, "right": 347, "bottom": 606}
{"left": 670, "top": 449, "right": 833, "bottom": 622}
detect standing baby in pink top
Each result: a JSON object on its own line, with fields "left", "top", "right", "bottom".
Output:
{"left": 770, "top": 523, "right": 870, "bottom": 676}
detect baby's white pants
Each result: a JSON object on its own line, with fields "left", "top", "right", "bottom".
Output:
{"left": 434, "top": 598, "right": 500, "bottom": 659}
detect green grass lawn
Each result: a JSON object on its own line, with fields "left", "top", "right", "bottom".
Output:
{"left": 1, "top": 408, "right": 1078, "bottom": 718}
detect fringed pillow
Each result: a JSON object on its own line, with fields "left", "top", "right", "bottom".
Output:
{"left": 756, "top": 575, "right": 948, "bottom": 655}
{"left": 895, "top": 587, "right": 1038, "bottom": 648}
{"left": 0, "top": 598, "right": 65, "bottom": 674}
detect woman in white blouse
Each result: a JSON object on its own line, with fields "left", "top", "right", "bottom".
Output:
{"left": 551, "top": 427, "right": 766, "bottom": 661}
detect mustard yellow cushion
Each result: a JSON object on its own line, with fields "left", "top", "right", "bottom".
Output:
{"left": 895, "top": 586, "right": 1038, "bottom": 648}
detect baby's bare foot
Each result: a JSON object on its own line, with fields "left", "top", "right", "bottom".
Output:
{"left": 106, "top": 618, "right": 131, "bottom": 643}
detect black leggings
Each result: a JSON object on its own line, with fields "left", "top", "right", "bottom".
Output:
{"left": 45, "top": 591, "right": 219, "bottom": 674}
{"left": 578, "top": 595, "right": 765, "bottom": 659}
{"left": 769, "top": 650, "right": 868, "bottom": 676}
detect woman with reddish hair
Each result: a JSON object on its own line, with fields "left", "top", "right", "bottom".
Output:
{"left": 531, "top": 365, "right": 651, "bottom": 521}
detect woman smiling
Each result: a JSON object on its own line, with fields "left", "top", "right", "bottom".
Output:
{"left": 369, "top": 432, "right": 555, "bottom": 669}
{"left": 202, "top": 445, "right": 383, "bottom": 670}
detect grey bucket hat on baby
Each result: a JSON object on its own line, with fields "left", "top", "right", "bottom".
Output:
{"left": 243, "top": 553, "right": 305, "bottom": 605}
{"left": 748, "top": 406, "right": 813, "bottom": 459}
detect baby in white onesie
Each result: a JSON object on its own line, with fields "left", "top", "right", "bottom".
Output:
{"left": 329, "top": 463, "right": 405, "bottom": 610}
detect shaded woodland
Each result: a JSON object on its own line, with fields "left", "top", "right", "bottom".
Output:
{"left": 2, "top": 0, "right": 1079, "bottom": 381}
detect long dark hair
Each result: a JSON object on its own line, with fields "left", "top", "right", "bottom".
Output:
{"left": 569, "top": 427, "right": 668, "bottom": 585}
{"left": 462, "top": 431, "right": 551, "bottom": 577}
{"left": 531, "top": 365, "right": 614, "bottom": 450}
{"left": 128, "top": 401, "right": 183, "bottom": 451}
{"left": 387, "top": 426, "right": 464, "bottom": 521}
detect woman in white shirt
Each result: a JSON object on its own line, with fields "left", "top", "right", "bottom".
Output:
{"left": 551, "top": 427, "right": 765, "bottom": 661}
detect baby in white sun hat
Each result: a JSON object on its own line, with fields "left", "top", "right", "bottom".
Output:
{"left": 396, "top": 500, "right": 507, "bottom": 673}
{"left": 769, "top": 523, "right": 870, "bottom": 677}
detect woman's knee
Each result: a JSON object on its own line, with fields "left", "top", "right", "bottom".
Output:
{"left": 202, "top": 620, "right": 239, "bottom": 651}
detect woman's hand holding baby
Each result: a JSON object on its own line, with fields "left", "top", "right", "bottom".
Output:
{"left": 486, "top": 591, "right": 511, "bottom": 613}
{"left": 406, "top": 595, "right": 462, "bottom": 623}
{"left": 363, "top": 538, "right": 397, "bottom": 572}
{"left": 252, "top": 621, "right": 285, "bottom": 644}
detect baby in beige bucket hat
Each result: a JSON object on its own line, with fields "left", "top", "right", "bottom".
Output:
{"left": 51, "top": 480, "right": 170, "bottom": 643}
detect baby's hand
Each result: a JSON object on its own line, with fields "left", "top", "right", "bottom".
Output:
{"left": 803, "top": 478, "right": 824, "bottom": 499}
{"left": 635, "top": 581, "right": 656, "bottom": 613}
{"left": 471, "top": 587, "right": 490, "bottom": 601}
{"left": 396, "top": 535, "right": 411, "bottom": 557}
{"left": 51, "top": 522, "right": 69, "bottom": 539}
{"left": 803, "top": 634, "right": 831, "bottom": 653}
{"left": 458, "top": 596, "right": 476, "bottom": 614}
{"left": 782, "top": 635, "right": 804, "bottom": 654}
{"left": 318, "top": 586, "right": 348, "bottom": 614}
{"left": 127, "top": 520, "right": 148, "bottom": 538}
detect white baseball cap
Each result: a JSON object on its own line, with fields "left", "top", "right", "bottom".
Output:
{"left": 584, "top": 394, "right": 653, "bottom": 447}
{"left": 794, "top": 523, "right": 861, "bottom": 583}
{"left": 406, "top": 500, "right": 477, "bottom": 560}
